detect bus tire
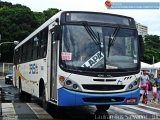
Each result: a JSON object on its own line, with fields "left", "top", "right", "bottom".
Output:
{"left": 25, "top": 92, "right": 31, "bottom": 102}
{"left": 19, "top": 79, "right": 24, "bottom": 99}
{"left": 42, "top": 87, "right": 48, "bottom": 110}
{"left": 96, "top": 105, "right": 110, "bottom": 111}
{"left": 19, "top": 80, "right": 31, "bottom": 102}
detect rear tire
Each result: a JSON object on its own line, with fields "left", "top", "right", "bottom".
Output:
{"left": 19, "top": 80, "right": 31, "bottom": 102}
{"left": 96, "top": 105, "right": 110, "bottom": 111}
{"left": 41, "top": 86, "right": 49, "bottom": 110}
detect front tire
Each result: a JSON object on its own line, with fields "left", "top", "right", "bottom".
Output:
{"left": 96, "top": 105, "right": 110, "bottom": 111}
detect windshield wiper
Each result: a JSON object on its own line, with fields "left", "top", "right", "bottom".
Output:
{"left": 82, "top": 21, "right": 102, "bottom": 55}
{"left": 107, "top": 26, "right": 120, "bottom": 57}
{"left": 82, "top": 21, "right": 100, "bottom": 45}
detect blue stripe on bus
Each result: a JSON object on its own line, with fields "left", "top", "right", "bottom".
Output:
{"left": 58, "top": 88, "right": 140, "bottom": 106}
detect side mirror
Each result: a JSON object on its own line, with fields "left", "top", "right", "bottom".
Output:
{"left": 138, "top": 35, "right": 144, "bottom": 58}
{"left": 13, "top": 41, "right": 19, "bottom": 45}
{"left": 54, "top": 25, "right": 62, "bottom": 41}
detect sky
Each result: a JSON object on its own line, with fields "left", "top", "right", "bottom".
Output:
{"left": 2, "top": 0, "right": 160, "bottom": 36}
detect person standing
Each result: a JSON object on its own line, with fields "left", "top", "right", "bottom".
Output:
{"left": 151, "top": 83, "right": 157, "bottom": 103}
{"left": 139, "top": 70, "right": 150, "bottom": 102}
{"left": 156, "top": 74, "right": 160, "bottom": 103}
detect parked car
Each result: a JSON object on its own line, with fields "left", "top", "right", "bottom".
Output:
{"left": 5, "top": 72, "right": 13, "bottom": 84}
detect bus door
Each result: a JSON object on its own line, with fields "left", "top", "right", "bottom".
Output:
{"left": 50, "top": 32, "right": 58, "bottom": 102}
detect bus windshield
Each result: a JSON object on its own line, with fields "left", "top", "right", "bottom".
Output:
{"left": 61, "top": 24, "right": 139, "bottom": 72}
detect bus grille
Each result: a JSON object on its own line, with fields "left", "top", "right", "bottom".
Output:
{"left": 83, "top": 97, "right": 125, "bottom": 103}
{"left": 82, "top": 84, "right": 125, "bottom": 91}
{"left": 93, "top": 79, "right": 117, "bottom": 82}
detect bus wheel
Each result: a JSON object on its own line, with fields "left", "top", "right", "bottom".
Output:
{"left": 19, "top": 80, "right": 24, "bottom": 101}
{"left": 19, "top": 80, "right": 31, "bottom": 102}
{"left": 96, "top": 105, "right": 110, "bottom": 111}
{"left": 25, "top": 92, "right": 31, "bottom": 102}
{"left": 42, "top": 87, "right": 48, "bottom": 110}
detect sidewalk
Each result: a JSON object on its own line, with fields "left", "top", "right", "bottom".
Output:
{"left": 140, "top": 91, "right": 160, "bottom": 108}
{"left": 0, "top": 76, "right": 5, "bottom": 80}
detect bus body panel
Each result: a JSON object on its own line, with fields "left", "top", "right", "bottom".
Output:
{"left": 15, "top": 59, "right": 47, "bottom": 97}
{"left": 59, "top": 73, "right": 138, "bottom": 93}
{"left": 13, "top": 11, "right": 141, "bottom": 108}
{"left": 58, "top": 88, "right": 140, "bottom": 106}
{"left": 56, "top": 68, "right": 140, "bottom": 106}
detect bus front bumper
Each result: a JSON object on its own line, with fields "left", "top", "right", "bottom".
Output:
{"left": 58, "top": 88, "right": 140, "bottom": 106}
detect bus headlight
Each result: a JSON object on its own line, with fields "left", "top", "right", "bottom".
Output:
{"left": 58, "top": 76, "right": 81, "bottom": 91}
{"left": 63, "top": 79, "right": 82, "bottom": 91}
{"left": 73, "top": 84, "right": 78, "bottom": 89}
{"left": 129, "top": 84, "right": 133, "bottom": 89}
{"left": 133, "top": 80, "right": 138, "bottom": 86}
{"left": 126, "top": 79, "right": 139, "bottom": 91}
{"left": 66, "top": 80, "right": 72, "bottom": 85}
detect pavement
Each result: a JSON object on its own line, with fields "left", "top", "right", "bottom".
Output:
{"left": 140, "top": 91, "right": 160, "bottom": 108}
{"left": 0, "top": 76, "right": 5, "bottom": 80}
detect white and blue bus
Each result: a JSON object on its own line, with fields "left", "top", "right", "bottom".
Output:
{"left": 13, "top": 11, "right": 143, "bottom": 110}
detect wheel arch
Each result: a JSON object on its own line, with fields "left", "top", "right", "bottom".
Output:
{"left": 39, "top": 78, "right": 45, "bottom": 97}
{"left": 18, "top": 76, "right": 21, "bottom": 89}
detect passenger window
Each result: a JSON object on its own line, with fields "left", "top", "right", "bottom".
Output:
{"left": 40, "top": 28, "right": 48, "bottom": 58}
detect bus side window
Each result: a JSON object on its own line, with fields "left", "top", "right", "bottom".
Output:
{"left": 14, "top": 49, "right": 19, "bottom": 65}
{"left": 19, "top": 47, "right": 22, "bottom": 63}
{"left": 27, "top": 40, "right": 33, "bottom": 61}
{"left": 40, "top": 27, "right": 48, "bottom": 58}
{"left": 37, "top": 33, "right": 41, "bottom": 59}
{"left": 20, "top": 46, "right": 24, "bottom": 63}
{"left": 22, "top": 44, "right": 27, "bottom": 62}
{"left": 33, "top": 36, "right": 39, "bottom": 60}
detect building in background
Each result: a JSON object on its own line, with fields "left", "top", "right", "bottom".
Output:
{"left": 136, "top": 22, "right": 148, "bottom": 38}
{"left": 0, "top": 63, "right": 13, "bottom": 76}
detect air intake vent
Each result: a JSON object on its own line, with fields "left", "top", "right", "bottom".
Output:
{"left": 93, "top": 79, "right": 105, "bottom": 82}
{"left": 93, "top": 79, "right": 117, "bottom": 82}
{"left": 105, "top": 79, "right": 117, "bottom": 81}
{"left": 83, "top": 97, "right": 125, "bottom": 103}
{"left": 82, "top": 84, "right": 125, "bottom": 91}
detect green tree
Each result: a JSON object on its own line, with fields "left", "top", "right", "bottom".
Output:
{"left": 0, "top": 2, "right": 38, "bottom": 62}
{"left": 142, "top": 35, "right": 160, "bottom": 64}
{"left": 34, "top": 12, "right": 45, "bottom": 25}
{"left": 0, "top": 1, "right": 60, "bottom": 63}
{"left": 43, "top": 8, "right": 60, "bottom": 21}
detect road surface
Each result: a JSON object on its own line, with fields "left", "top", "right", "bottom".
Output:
{"left": 1, "top": 79, "right": 160, "bottom": 120}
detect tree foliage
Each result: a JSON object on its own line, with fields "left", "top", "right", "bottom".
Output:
{"left": 0, "top": 1, "right": 60, "bottom": 62}
{"left": 142, "top": 35, "right": 160, "bottom": 64}
{"left": 43, "top": 8, "right": 60, "bottom": 21}
{"left": 0, "top": 1, "right": 159, "bottom": 64}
